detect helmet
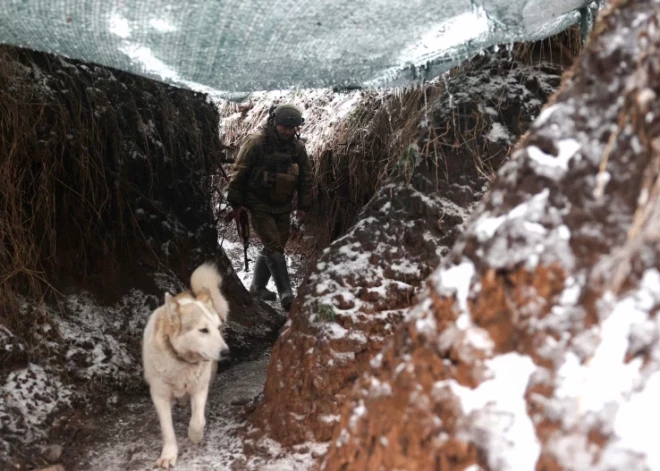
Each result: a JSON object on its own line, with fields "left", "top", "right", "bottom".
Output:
{"left": 273, "top": 103, "right": 304, "bottom": 127}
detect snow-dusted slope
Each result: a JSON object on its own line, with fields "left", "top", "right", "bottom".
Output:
{"left": 322, "top": 2, "right": 660, "bottom": 470}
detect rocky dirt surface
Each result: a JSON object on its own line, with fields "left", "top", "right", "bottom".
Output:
{"left": 321, "top": 1, "right": 660, "bottom": 470}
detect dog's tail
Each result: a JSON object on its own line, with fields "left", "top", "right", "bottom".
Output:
{"left": 190, "top": 263, "right": 229, "bottom": 322}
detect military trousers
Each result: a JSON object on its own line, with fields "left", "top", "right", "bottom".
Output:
{"left": 250, "top": 210, "right": 291, "bottom": 254}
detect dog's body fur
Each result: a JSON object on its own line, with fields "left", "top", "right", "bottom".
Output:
{"left": 143, "top": 263, "right": 230, "bottom": 469}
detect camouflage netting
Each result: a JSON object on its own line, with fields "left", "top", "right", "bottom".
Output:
{"left": 0, "top": 0, "right": 597, "bottom": 96}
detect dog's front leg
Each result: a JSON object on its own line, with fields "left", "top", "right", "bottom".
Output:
{"left": 188, "top": 387, "right": 209, "bottom": 444}
{"left": 151, "top": 390, "right": 178, "bottom": 469}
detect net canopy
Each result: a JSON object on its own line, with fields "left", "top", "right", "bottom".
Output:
{"left": 0, "top": 0, "right": 597, "bottom": 98}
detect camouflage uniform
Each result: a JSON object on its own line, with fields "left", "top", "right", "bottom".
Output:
{"left": 227, "top": 125, "right": 312, "bottom": 253}
{"left": 227, "top": 104, "right": 312, "bottom": 310}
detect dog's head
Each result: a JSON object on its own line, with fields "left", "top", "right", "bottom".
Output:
{"left": 164, "top": 291, "right": 230, "bottom": 363}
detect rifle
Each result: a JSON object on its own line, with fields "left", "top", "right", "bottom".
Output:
{"left": 237, "top": 210, "right": 250, "bottom": 271}
{"left": 225, "top": 208, "right": 250, "bottom": 271}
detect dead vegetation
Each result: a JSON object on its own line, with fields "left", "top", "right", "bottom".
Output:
{"left": 304, "top": 29, "right": 582, "bottom": 254}
{"left": 304, "top": 86, "right": 441, "bottom": 249}
{"left": 0, "top": 46, "right": 221, "bottom": 343}
{"left": 513, "top": 24, "right": 584, "bottom": 68}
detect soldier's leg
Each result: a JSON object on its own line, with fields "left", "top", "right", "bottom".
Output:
{"left": 265, "top": 212, "right": 294, "bottom": 311}
{"left": 253, "top": 211, "right": 293, "bottom": 311}
{"left": 250, "top": 211, "right": 285, "bottom": 254}
{"left": 248, "top": 212, "right": 281, "bottom": 301}
{"left": 275, "top": 212, "right": 291, "bottom": 252}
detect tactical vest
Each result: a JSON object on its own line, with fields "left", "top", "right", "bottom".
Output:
{"left": 248, "top": 137, "right": 300, "bottom": 204}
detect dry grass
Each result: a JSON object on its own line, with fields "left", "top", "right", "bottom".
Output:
{"left": 0, "top": 46, "right": 219, "bottom": 338}
{"left": 304, "top": 86, "right": 443, "bottom": 249}
{"left": 304, "top": 27, "right": 583, "bottom": 253}
{"left": 513, "top": 25, "right": 584, "bottom": 68}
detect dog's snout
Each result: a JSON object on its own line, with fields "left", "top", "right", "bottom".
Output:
{"left": 220, "top": 347, "right": 230, "bottom": 360}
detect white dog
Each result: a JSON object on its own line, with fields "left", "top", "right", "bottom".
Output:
{"left": 142, "top": 263, "right": 230, "bottom": 469}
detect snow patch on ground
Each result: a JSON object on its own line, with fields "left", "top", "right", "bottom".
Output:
{"left": 1, "top": 284, "right": 160, "bottom": 455}
{"left": 303, "top": 185, "right": 467, "bottom": 335}
{"left": 1, "top": 364, "right": 76, "bottom": 447}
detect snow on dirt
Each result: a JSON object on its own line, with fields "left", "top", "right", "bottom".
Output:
{"left": 1, "top": 275, "right": 320, "bottom": 470}
{"left": 1, "top": 288, "right": 157, "bottom": 459}
{"left": 67, "top": 354, "right": 326, "bottom": 470}
{"left": 323, "top": 4, "right": 660, "bottom": 469}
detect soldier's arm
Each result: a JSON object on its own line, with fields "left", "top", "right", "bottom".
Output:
{"left": 227, "top": 137, "right": 258, "bottom": 208}
{"left": 297, "top": 145, "right": 313, "bottom": 212}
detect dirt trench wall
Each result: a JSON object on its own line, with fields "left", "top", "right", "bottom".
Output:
{"left": 248, "top": 51, "right": 565, "bottom": 449}
{"left": 0, "top": 45, "right": 282, "bottom": 355}
{"left": 322, "top": 1, "right": 660, "bottom": 469}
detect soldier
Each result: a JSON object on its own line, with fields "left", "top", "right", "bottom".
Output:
{"left": 227, "top": 103, "right": 312, "bottom": 311}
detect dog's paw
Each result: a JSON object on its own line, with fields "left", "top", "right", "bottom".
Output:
{"left": 188, "top": 424, "right": 204, "bottom": 444}
{"left": 156, "top": 445, "right": 178, "bottom": 469}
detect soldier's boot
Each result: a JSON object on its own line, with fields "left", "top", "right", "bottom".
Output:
{"left": 249, "top": 254, "right": 277, "bottom": 301}
{"left": 265, "top": 252, "right": 294, "bottom": 311}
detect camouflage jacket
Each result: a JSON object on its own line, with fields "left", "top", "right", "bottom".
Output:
{"left": 227, "top": 126, "right": 313, "bottom": 214}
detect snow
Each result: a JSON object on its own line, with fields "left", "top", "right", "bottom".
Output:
{"left": 614, "top": 372, "right": 660, "bottom": 469}
{"left": 475, "top": 189, "right": 551, "bottom": 242}
{"left": 348, "top": 401, "right": 367, "bottom": 432}
{"left": 433, "top": 260, "right": 475, "bottom": 317}
{"left": 1, "top": 364, "right": 76, "bottom": 445}
{"left": 67, "top": 356, "right": 325, "bottom": 470}
{"left": 149, "top": 18, "right": 177, "bottom": 33}
{"left": 472, "top": 187, "right": 575, "bottom": 271}
{"left": 54, "top": 292, "right": 143, "bottom": 383}
{"left": 534, "top": 103, "right": 562, "bottom": 127}
{"left": 475, "top": 214, "right": 505, "bottom": 241}
{"left": 487, "top": 122, "right": 513, "bottom": 143}
{"left": 528, "top": 138, "right": 581, "bottom": 179}
{"left": 109, "top": 12, "right": 131, "bottom": 39}
{"left": 542, "top": 268, "right": 660, "bottom": 468}
{"left": 1, "top": 286, "right": 158, "bottom": 456}
{"left": 294, "top": 173, "right": 467, "bottom": 346}
{"left": 399, "top": 7, "right": 490, "bottom": 67}
{"left": 554, "top": 270, "right": 659, "bottom": 411}
{"left": 435, "top": 353, "right": 540, "bottom": 471}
